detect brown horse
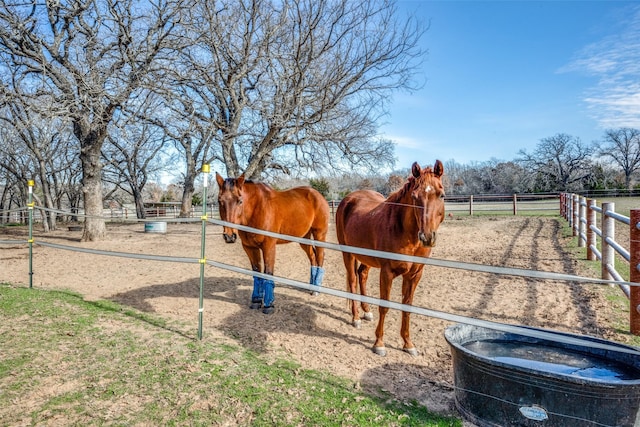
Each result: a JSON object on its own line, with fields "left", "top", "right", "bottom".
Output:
{"left": 335, "top": 160, "right": 445, "bottom": 356}
{"left": 216, "top": 173, "right": 330, "bottom": 314}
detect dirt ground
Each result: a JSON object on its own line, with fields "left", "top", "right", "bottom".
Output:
{"left": 0, "top": 215, "right": 623, "bottom": 423}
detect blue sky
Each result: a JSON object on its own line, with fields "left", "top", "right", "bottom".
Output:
{"left": 383, "top": 1, "right": 640, "bottom": 168}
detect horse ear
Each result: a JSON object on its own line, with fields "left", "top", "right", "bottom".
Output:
{"left": 434, "top": 160, "right": 444, "bottom": 177}
{"left": 237, "top": 173, "right": 245, "bottom": 187}
{"left": 215, "top": 172, "right": 225, "bottom": 188}
{"left": 411, "top": 162, "right": 421, "bottom": 178}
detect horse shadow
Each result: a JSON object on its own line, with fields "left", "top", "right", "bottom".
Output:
{"left": 452, "top": 217, "right": 603, "bottom": 336}
{"left": 108, "top": 273, "right": 372, "bottom": 354}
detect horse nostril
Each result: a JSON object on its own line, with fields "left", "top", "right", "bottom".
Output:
{"left": 223, "top": 233, "right": 237, "bottom": 244}
{"left": 418, "top": 231, "right": 436, "bottom": 247}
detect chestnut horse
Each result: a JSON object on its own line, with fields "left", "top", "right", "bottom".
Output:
{"left": 335, "top": 160, "right": 445, "bottom": 356}
{"left": 216, "top": 173, "right": 330, "bottom": 314}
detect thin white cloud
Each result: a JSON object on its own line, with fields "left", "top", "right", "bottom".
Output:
{"left": 386, "top": 134, "right": 423, "bottom": 150}
{"left": 560, "top": 4, "right": 640, "bottom": 129}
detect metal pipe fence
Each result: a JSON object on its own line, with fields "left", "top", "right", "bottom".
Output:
{"left": 2, "top": 183, "right": 640, "bottom": 342}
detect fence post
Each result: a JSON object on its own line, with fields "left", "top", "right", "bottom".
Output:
{"left": 469, "top": 195, "right": 474, "bottom": 216}
{"left": 578, "top": 196, "right": 586, "bottom": 247}
{"left": 27, "top": 179, "right": 34, "bottom": 289}
{"left": 630, "top": 210, "right": 640, "bottom": 335}
{"left": 198, "top": 164, "right": 210, "bottom": 340}
{"left": 572, "top": 194, "right": 579, "bottom": 237}
{"left": 586, "top": 199, "right": 596, "bottom": 261}
{"left": 512, "top": 194, "right": 517, "bottom": 215}
{"left": 602, "top": 202, "right": 614, "bottom": 282}
{"left": 560, "top": 193, "right": 565, "bottom": 219}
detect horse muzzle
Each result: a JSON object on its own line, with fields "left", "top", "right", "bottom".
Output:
{"left": 418, "top": 231, "right": 436, "bottom": 247}
{"left": 223, "top": 232, "right": 237, "bottom": 244}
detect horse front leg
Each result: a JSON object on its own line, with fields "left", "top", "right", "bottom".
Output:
{"left": 373, "top": 267, "right": 394, "bottom": 356}
{"left": 357, "top": 263, "right": 373, "bottom": 322}
{"left": 260, "top": 239, "right": 277, "bottom": 314}
{"left": 399, "top": 268, "right": 424, "bottom": 356}
{"left": 341, "top": 253, "right": 361, "bottom": 327}
{"left": 242, "top": 245, "right": 264, "bottom": 310}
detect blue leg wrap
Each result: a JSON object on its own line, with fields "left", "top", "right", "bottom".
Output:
{"left": 310, "top": 266, "right": 325, "bottom": 286}
{"left": 263, "top": 279, "right": 275, "bottom": 307}
{"left": 251, "top": 276, "right": 265, "bottom": 301}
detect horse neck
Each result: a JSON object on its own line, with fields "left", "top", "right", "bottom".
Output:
{"left": 240, "top": 182, "right": 270, "bottom": 223}
{"left": 385, "top": 191, "right": 418, "bottom": 230}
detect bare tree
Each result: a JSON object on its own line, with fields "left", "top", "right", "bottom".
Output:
{"left": 517, "top": 133, "right": 595, "bottom": 192}
{"left": 0, "top": 0, "right": 184, "bottom": 240}
{"left": 0, "top": 91, "right": 79, "bottom": 230}
{"left": 172, "top": 0, "right": 424, "bottom": 181}
{"left": 0, "top": 126, "right": 33, "bottom": 223}
{"left": 102, "top": 110, "right": 168, "bottom": 219}
{"left": 598, "top": 128, "right": 640, "bottom": 189}
{"left": 490, "top": 161, "right": 533, "bottom": 193}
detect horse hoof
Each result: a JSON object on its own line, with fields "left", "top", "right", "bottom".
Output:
{"left": 404, "top": 347, "right": 419, "bottom": 357}
{"left": 352, "top": 319, "right": 361, "bottom": 329}
{"left": 363, "top": 311, "right": 374, "bottom": 321}
{"left": 262, "top": 305, "right": 275, "bottom": 315}
{"left": 249, "top": 299, "right": 262, "bottom": 310}
{"left": 372, "top": 346, "right": 387, "bottom": 357}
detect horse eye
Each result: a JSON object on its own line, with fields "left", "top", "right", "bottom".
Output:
{"left": 238, "top": 197, "right": 243, "bottom": 205}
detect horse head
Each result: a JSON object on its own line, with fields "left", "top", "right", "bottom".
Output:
{"left": 409, "top": 160, "right": 445, "bottom": 247}
{"left": 215, "top": 172, "right": 246, "bottom": 244}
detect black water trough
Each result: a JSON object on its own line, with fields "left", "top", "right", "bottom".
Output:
{"left": 444, "top": 324, "right": 640, "bottom": 426}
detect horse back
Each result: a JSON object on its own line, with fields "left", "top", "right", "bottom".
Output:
{"left": 336, "top": 190, "right": 428, "bottom": 269}
{"left": 259, "top": 185, "right": 329, "bottom": 237}
{"left": 335, "top": 190, "right": 385, "bottom": 243}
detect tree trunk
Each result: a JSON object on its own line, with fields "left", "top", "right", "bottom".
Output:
{"left": 36, "top": 159, "right": 57, "bottom": 231}
{"left": 179, "top": 152, "right": 197, "bottom": 218}
{"left": 80, "top": 139, "right": 106, "bottom": 241}
{"left": 31, "top": 193, "right": 50, "bottom": 233}
{"left": 134, "top": 189, "right": 146, "bottom": 219}
{"left": 180, "top": 177, "right": 195, "bottom": 218}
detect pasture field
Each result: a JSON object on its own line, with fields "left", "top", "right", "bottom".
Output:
{"left": 590, "top": 196, "right": 640, "bottom": 217}
{"left": 0, "top": 214, "right": 637, "bottom": 426}
{"left": 0, "top": 284, "right": 457, "bottom": 426}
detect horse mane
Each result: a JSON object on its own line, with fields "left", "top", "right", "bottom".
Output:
{"left": 224, "top": 177, "right": 273, "bottom": 191}
{"left": 241, "top": 179, "right": 276, "bottom": 196}
{"left": 386, "top": 166, "right": 434, "bottom": 204}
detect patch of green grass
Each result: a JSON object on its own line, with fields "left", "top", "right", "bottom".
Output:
{"left": 0, "top": 283, "right": 460, "bottom": 426}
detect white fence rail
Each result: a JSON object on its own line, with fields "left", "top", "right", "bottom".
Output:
{"left": 561, "top": 193, "right": 640, "bottom": 334}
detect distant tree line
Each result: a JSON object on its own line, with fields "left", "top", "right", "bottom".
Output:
{"left": 293, "top": 130, "right": 640, "bottom": 200}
